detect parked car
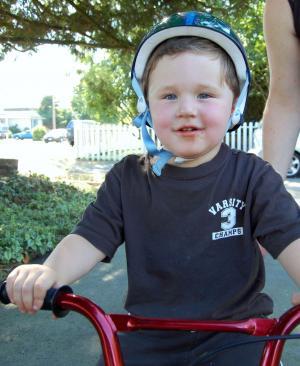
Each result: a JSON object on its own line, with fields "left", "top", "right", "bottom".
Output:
{"left": 249, "top": 123, "right": 300, "bottom": 178}
{"left": 12, "top": 130, "right": 33, "bottom": 140}
{"left": 289, "top": 149, "right": 300, "bottom": 178}
{"left": 43, "top": 128, "right": 67, "bottom": 143}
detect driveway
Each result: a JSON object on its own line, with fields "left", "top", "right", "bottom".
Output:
{"left": 0, "top": 139, "right": 113, "bottom": 188}
{"left": 0, "top": 139, "right": 76, "bottom": 178}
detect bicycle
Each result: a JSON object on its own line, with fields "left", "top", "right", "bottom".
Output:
{"left": 1, "top": 281, "right": 300, "bottom": 366}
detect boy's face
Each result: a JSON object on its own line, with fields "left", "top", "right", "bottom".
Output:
{"left": 148, "top": 51, "right": 236, "bottom": 167}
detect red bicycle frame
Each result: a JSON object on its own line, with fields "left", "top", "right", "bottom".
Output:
{"left": 52, "top": 290, "right": 300, "bottom": 366}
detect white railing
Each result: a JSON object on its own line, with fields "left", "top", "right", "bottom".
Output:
{"left": 74, "top": 121, "right": 259, "bottom": 161}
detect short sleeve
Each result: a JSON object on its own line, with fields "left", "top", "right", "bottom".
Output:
{"left": 251, "top": 165, "right": 300, "bottom": 258}
{"left": 72, "top": 162, "right": 124, "bottom": 261}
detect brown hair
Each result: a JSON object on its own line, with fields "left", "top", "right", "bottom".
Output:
{"left": 141, "top": 36, "right": 240, "bottom": 99}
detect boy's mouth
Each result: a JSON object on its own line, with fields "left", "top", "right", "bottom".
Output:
{"left": 175, "top": 125, "right": 204, "bottom": 134}
{"left": 178, "top": 127, "right": 199, "bottom": 131}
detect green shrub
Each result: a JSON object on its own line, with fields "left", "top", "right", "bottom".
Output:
{"left": 9, "top": 124, "right": 21, "bottom": 134}
{"left": 0, "top": 173, "right": 95, "bottom": 265}
{"left": 32, "top": 125, "right": 47, "bottom": 141}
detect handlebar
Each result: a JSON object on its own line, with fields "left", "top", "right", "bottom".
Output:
{"left": 0, "top": 281, "right": 73, "bottom": 318}
{"left": 2, "top": 281, "right": 300, "bottom": 366}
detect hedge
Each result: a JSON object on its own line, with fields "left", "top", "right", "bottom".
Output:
{"left": 0, "top": 173, "right": 95, "bottom": 265}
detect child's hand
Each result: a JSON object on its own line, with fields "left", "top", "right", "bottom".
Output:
{"left": 5, "top": 264, "right": 58, "bottom": 314}
{"left": 292, "top": 292, "right": 300, "bottom": 305}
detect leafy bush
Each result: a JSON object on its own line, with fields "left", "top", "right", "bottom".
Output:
{"left": 32, "top": 125, "right": 47, "bottom": 141}
{"left": 9, "top": 124, "right": 21, "bottom": 134}
{"left": 0, "top": 173, "right": 95, "bottom": 265}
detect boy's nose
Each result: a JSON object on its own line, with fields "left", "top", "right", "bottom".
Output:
{"left": 176, "top": 97, "right": 197, "bottom": 117}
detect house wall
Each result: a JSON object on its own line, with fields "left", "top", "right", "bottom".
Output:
{"left": 0, "top": 108, "right": 43, "bottom": 130}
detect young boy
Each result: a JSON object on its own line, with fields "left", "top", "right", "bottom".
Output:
{"left": 5, "top": 11, "right": 300, "bottom": 365}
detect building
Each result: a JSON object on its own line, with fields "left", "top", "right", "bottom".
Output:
{"left": 0, "top": 108, "right": 43, "bottom": 131}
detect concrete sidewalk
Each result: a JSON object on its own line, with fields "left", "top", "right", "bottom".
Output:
{"left": 0, "top": 139, "right": 114, "bottom": 189}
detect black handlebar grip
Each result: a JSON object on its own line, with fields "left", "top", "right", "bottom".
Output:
{"left": 0, "top": 281, "right": 10, "bottom": 304}
{"left": 0, "top": 281, "right": 73, "bottom": 318}
{"left": 43, "top": 285, "right": 73, "bottom": 318}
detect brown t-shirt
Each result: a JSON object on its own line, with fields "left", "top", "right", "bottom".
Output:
{"left": 72, "top": 144, "right": 300, "bottom": 320}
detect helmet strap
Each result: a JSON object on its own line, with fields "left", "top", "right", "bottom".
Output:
{"left": 132, "top": 73, "right": 174, "bottom": 175}
{"left": 227, "top": 78, "right": 249, "bottom": 131}
{"left": 132, "top": 74, "right": 147, "bottom": 114}
{"left": 133, "top": 109, "right": 173, "bottom": 176}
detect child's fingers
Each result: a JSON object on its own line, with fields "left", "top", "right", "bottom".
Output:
{"left": 5, "top": 265, "right": 58, "bottom": 315}
{"left": 10, "top": 270, "right": 30, "bottom": 312}
{"left": 21, "top": 271, "right": 46, "bottom": 313}
{"left": 5, "top": 269, "right": 19, "bottom": 303}
{"left": 32, "top": 270, "right": 57, "bottom": 311}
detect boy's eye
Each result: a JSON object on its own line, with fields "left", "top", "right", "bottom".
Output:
{"left": 197, "top": 93, "right": 211, "bottom": 99}
{"left": 163, "top": 94, "right": 177, "bottom": 100}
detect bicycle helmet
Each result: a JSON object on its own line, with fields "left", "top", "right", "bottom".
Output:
{"left": 131, "top": 11, "right": 250, "bottom": 175}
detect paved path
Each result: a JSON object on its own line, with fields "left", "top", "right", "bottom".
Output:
{"left": 1, "top": 140, "right": 300, "bottom": 364}
{"left": 0, "top": 139, "right": 114, "bottom": 188}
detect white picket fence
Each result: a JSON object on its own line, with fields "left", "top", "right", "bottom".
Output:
{"left": 73, "top": 120, "right": 259, "bottom": 161}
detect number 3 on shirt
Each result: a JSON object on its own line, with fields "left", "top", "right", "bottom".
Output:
{"left": 221, "top": 207, "right": 236, "bottom": 230}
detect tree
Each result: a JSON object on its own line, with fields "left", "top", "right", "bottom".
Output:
{"left": 0, "top": 1, "right": 253, "bottom": 55}
{"left": 1, "top": 0, "right": 267, "bottom": 120}
{"left": 38, "top": 96, "right": 53, "bottom": 128}
{"left": 72, "top": 51, "right": 135, "bottom": 123}
{"left": 38, "top": 95, "right": 73, "bottom": 128}
{"left": 228, "top": 1, "right": 267, "bottom": 121}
